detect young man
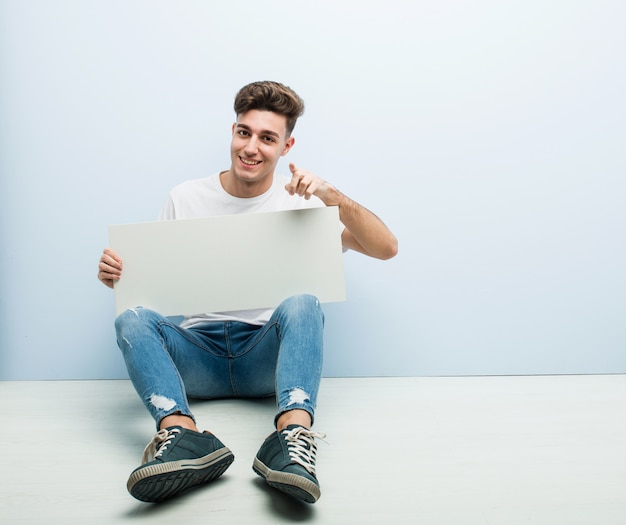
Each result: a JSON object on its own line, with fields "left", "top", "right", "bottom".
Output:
{"left": 98, "top": 81, "right": 397, "bottom": 504}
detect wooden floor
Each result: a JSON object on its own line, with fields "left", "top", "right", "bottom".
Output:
{"left": 1, "top": 375, "right": 625, "bottom": 524}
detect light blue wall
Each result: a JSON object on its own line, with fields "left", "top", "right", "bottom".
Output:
{"left": 1, "top": 0, "right": 624, "bottom": 380}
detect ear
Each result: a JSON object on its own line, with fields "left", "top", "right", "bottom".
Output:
{"left": 281, "top": 136, "right": 295, "bottom": 156}
{"left": 231, "top": 122, "right": 237, "bottom": 134}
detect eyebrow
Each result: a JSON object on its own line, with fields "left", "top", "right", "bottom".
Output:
{"left": 235, "top": 123, "right": 281, "bottom": 139}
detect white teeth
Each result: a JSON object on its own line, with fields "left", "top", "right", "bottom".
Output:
{"left": 240, "top": 158, "right": 260, "bottom": 166}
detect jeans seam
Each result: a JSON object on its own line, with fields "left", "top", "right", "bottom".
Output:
{"left": 234, "top": 320, "right": 280, "bottom": 358}
{"left": 153, "top": 320, "right": 193, "bottom": 428}
{"left": 225, "top": 322, "right": 238, "bottom": 396}
{"left": 159, "top": 321, "right": 226, "bottom": 358}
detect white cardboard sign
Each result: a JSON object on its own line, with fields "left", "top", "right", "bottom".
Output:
{"left": 109, "top": 207, "right": 346, "bottom": 316}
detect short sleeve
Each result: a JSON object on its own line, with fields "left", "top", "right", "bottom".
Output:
{"left": 158, "top": 195, "right": 176, "bottom": 220}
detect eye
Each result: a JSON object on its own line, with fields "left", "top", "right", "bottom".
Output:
{"left": 262, "top": 135, "right": 276, "bottom": 143}
{"left": 237, "top": 129, "right": 249, "bottom": 137}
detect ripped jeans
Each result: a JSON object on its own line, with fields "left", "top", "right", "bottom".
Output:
{"left": 115, "top": 294, "right": 324, "bottom": 430}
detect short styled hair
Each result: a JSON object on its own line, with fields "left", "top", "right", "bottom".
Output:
{"left": 234, "top": 81, "right": 305, "bottom": 136}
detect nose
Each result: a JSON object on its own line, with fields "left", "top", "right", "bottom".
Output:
{"left": 244, "top": 135, "right": 259, "bottom": 156}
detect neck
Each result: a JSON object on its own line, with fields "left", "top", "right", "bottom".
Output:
{"left": 220, "top": 170, "right": 274, "bottom": 198}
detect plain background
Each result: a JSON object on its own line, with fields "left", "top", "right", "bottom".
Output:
{"left": 1, "top": 0, "right": 624, "bottom": 380}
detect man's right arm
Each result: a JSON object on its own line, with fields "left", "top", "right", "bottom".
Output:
{"left": 98, "top": 248, "right": 123, "bottom": 289}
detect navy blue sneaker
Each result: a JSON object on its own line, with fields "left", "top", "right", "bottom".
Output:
{"left": 253, "top": 425, "right": 326, "bottom": 503}
{"left": 127, "top": 426, "right": 234, "bottom": 502}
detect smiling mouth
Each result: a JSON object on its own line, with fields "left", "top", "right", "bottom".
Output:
{"left": 240, "top": 157, "right": 261, "bottom": 166}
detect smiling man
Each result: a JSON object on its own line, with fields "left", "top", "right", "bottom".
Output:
{"left": 98, "top": 81, "right": 397, "bottom": 505}
{"left": 226, "top": 110, "right": 293, "bottom": 196}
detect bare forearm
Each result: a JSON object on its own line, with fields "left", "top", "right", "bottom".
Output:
{"left": 286, "top": 163, "right": 398, "bottom": 260}
{"left": 325, "top": 186, "right": 398, "bottom": 260}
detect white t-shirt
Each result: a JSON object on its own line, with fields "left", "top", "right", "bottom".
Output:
{"left": 158, "top": 172, "right": 341, "bottom": 328}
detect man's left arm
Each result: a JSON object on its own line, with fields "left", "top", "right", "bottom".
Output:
{"left": 286, "top": 163, "right": 398, "bottom": 260}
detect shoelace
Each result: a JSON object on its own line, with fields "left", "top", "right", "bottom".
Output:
{"left": 141, "top": 427, "right": 181, "bottom": 464}
{"left": 283, "top": 427, "right": 327, "bottom": 475}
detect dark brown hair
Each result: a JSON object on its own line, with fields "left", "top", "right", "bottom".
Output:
{"left": 234, "top": 81, "right": 305, "bottom": 136}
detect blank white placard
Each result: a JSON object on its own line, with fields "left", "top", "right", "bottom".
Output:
{"left": 109, "top": 207, "right": 346, "bottom": 316}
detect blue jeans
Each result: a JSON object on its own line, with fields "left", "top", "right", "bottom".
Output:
{"left": 115, "top": 294, "right": 324, "bottom": 429}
